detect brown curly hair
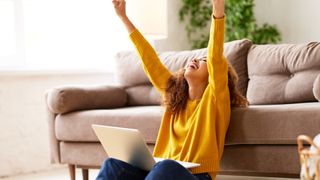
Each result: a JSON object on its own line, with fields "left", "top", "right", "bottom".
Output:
{"left": 163, "top": 63, "right": 248, "bottom": 113}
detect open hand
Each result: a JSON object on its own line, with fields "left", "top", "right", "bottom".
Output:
{"left": 112, "top": 0, "right": 127, "bottom": 19}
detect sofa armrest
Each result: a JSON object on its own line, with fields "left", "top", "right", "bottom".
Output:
{"left": 44, "top": 94, "right": 60, "bottom": 163}
{"left": 46, "top": 85, "right": 127, "bottom": 114}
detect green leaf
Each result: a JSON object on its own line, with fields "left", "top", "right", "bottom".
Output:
{"left": 179, "top": 0, "right": 281, "bottom": 48}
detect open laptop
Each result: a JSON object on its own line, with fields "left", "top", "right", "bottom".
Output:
{"left": 92, "top": 124, "right": 200, "bottom": 171}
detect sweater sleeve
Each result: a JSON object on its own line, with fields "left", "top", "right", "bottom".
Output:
{"left": 207, "top": 16, "right": 229, "bottom": 96}
{"left": 130, "top": 29, "right": 172, "bottom": 95}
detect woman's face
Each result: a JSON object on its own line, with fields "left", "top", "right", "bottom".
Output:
{"left": 184, "top": 57, "right": 209, "bottom": 83}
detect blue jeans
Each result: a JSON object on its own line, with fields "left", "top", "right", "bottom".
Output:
{"left": 96, "top": 158, "right": 212, "bottom": 180}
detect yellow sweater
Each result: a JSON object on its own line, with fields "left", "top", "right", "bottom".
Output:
{"left": 129, "top": 17, "right": 230, "bottom": 180}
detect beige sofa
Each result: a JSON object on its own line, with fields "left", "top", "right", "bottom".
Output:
{"left": 45, "top": 39, "right": 320, "bottom": 180}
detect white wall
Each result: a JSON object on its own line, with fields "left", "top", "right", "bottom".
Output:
{"left": 1, "top": 0, "right": 130, "bottom": 71}
{"left": 154, "top": 0, "right": 191, "bottom": 51}
{"left": 156, "top": 0, "right": 320, "bottom": 52}
{"left": 0, "top": 71, "right": 114, "bottom": 177}
{"left": 255, "top": 0, "right": 320, "bottom": 43}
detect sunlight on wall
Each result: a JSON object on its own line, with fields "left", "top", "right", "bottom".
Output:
{"left": 0, "top": 0, "right": 133, "bottom": 71}
{"left": 255, "top": 0, "right": 320, "bottom": 43}
{"left": 0, "top": 0, "right": 16, "bottom": 57}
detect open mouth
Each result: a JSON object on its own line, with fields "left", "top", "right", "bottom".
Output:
{"left": 188, "top": 63, "right": 199, "bottom": 70}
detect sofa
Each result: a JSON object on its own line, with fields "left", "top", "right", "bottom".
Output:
{"left": 45, "top": 39, "right": 320, "bottom": 180}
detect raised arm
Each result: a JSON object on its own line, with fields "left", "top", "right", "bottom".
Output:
{"left": 112, "top": 0, "right": 172, "bottom": 95}
{"left": 212, "top": 0, "right": 225, "bottom": 19}
{"left": 112, "top": 0, "right": 135, "bottom": 33}
{"left": 207, "top": 0, "right": 228, "bottom": 95}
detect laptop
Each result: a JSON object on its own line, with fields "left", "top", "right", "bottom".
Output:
{"left": 92, "top": 124, "right": 200, "bottom": 171}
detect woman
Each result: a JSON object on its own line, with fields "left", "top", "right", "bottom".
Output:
{"left": 96, "top": 0, "right": 247, "bottom": 179}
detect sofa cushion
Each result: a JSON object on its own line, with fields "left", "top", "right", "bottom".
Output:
{"left": 247, "top": 42, "right": 320, "bottom": 105}
{"left": 115, "top": 39, "right": 252, "bottom": 105}
{"left": 126, "top": 85, "right": 161, "bottom": 106}
{"left": 224, "top": 39, "right": 252, "bottom": 97}
{"left": 60, "top": 142, "right": 155, "bottom": 166}
{"left": 313, "top": 74, "right": 320, "bottom": 101}
{"left": 47, "top": 85, "right": 127, "bottom": 114}
{"left": 226, "top": 102, "right": 320, "bottom": 145}
{"left": 220, "top": 145, "right": 300, "bottom": 175}
{"left": 55, "top": 106, "right": 163, "bottom": 144}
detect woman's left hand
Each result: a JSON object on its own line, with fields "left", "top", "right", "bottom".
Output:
{"left": 212, "top": 0, "right": 224, "bottom": 18}
{"left": 112, "top": 0, "right": 127, "bottom": 19}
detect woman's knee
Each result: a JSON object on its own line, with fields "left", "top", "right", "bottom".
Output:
{"left": 97, "top": 158, "right": 118, "bottom": 180}
{"left": 102, "top": 158, "right": 117, "bottom": 166}
{"left": 145, "top": 160, "right": 193, "bottom": 180}
{"left": 97, "top": 158, "right": 127, "bottom": 180}
{"left": 98, "top": 158, "right": 149, "bottom": 180}
{"left": 151, "top": 159, "right": 187, "bottom": 174}
{"left": 102, "top": 158, "right": 127, "bottom": 170}
{"left": 156, "top": 159, "right": 183, "bottom": 168}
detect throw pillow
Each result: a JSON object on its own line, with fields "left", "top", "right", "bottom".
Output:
{"left": 114, "top": 39, "right": 253, "bottom": 97}
{"left": 247, "top": 42, "right": 320, "bottom": 105}
{"left": 313, "top": 74, "right": 320, "bottom": 101}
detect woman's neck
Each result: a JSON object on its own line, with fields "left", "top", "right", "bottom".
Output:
{"left": 188, "top": 83, "right": 208, "bottom": 100}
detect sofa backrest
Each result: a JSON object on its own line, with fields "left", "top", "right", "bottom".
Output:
{"left": 247, "top": 42, "right": 320, "bottom": 105}
{"left": 114, "top": 39, "right": 252, "bottom": 106}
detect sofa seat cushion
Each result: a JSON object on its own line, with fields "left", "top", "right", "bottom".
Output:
{"left": 59, "top": 142, "right": 155, "bottom": 166}
{"left": 220, "top": 145, "right": 300, "bottom": 176}
{"left": 226, "top": 102, "right": 320, "bottom": 145}
{"left": 55, "top": 106, "right": 163, "bottom": 144}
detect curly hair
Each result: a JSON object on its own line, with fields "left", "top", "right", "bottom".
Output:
{"left": 163, "top": 69, "right": 189, "bottom": 112}
{"left": 227, "top": 64, "right": 249, "bottom": 108}
{"left": 163, "top": 64, "right": 248, "bottom": 113}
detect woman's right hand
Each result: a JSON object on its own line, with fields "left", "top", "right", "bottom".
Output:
{"left": 112, "top": 0, "right": 127, "bottom": 19}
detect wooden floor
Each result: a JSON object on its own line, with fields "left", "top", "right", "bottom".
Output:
{"left": 0, "top": 168, "right": 300, "bottom": 180}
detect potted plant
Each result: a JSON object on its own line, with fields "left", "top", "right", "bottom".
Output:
{"left": 179, "top": 0, "right": 281, "bottom": 49}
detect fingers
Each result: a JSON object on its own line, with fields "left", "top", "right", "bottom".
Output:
{"left": 112, "top": 0, "right": 120, "bottom": 5}
{"left": 112, "top": 0, "right": 125, "bottom": 7}
{"left": 112, "top": 0, "right": 125, "bottom": 4}
{"left": 112, "top": 0, "right": 118, "bottom": 6}
{"left": 112, "top": 0, "right": 127, "bottom": 18}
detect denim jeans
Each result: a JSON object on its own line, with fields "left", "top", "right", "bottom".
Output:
{"left": 96, "top": 158, "right": 212, "bottom": 180}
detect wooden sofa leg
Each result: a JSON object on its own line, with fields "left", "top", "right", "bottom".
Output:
{"left": 82, "top": 168, "right": 89, "bottom": 180}
{"left": 68, "top": 164, "right": 76, "bottom": 180}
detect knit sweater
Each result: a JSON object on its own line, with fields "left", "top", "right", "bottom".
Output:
{"left": 129, "top": 16, "right": 230, "bottom": 180}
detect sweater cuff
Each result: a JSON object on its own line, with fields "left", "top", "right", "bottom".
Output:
{"left": 213, "top": 14, "right": 225, "bottom": 19}
{"left": 210, "top": 14, "right": 225, "bottom": 48}
{"left": 212, "top": 15, "right": 225, "bottom": 23}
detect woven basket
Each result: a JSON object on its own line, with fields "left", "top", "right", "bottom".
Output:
{"left": 297, "top": 135, "right": 320, "bottom": 180}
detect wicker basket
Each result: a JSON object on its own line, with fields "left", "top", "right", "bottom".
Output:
{"left": 297, "top": 135, "right": 320, "bottom": 180}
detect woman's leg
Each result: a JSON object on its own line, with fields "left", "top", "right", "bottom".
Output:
{"left": 96, "top": 158, "right": 148, "bottom": 180}
{"left": 145, "top": 159, "right": 211, "bottom": 180}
